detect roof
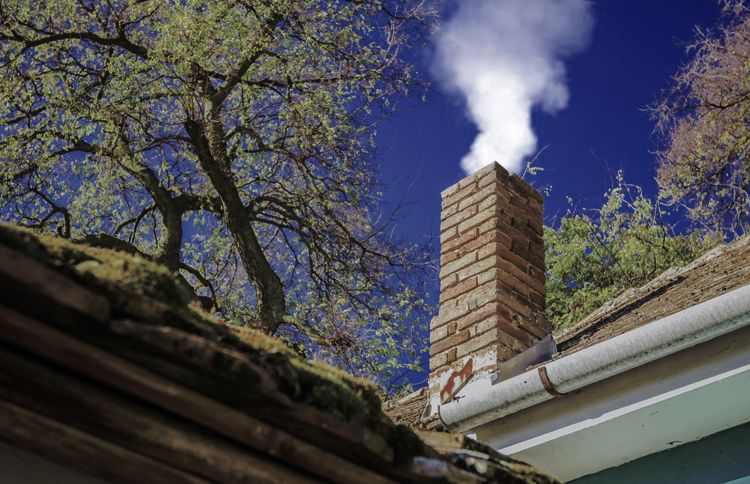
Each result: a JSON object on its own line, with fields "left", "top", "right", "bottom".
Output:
{"left": 555, "top": 234, "right": 750, "bottom": 356}
{"left": 386, "top": 234, "right": 750, "bottom": 429}
{"left": 0, "top": 223, "right": 555, "bottom": 483}
{"left": 382, "top": 388, "right": 440, "bottom": 431}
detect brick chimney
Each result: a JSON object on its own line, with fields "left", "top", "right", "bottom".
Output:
{"left": 430, "top": 162, "right": 549, "bottom": 401}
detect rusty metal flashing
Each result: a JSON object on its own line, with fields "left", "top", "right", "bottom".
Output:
{"left": 439, "top": 358, "right": 474, "bottom": 404}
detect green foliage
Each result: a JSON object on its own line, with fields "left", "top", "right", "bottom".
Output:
{"left": 545, "top": 172, "right": 718, "bottom": 328}
{"left": 0, "top": 0, "right": 435, "bottom": 394}
{"left": 652, "top": 1, "right": 750, "bottom": 236}
{"left": 548, "top": 2, "right": 748, "bottom": 329}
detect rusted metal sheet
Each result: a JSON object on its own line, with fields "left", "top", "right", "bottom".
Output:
{"left": 440, "top": 358, "right": 474, "bottom": 404}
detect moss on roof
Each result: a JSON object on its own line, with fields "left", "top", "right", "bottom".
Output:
{"left": 0, "top": 222, "right": 558, "bottom": 482}
{"left": 0, "top": 223, "right": 383, "bottom": 424}
{"left": 555, "top": 233, "right": 750, "bottom": 356}
{"left": 0, "top": 223, "right": 195, "bottom": 306}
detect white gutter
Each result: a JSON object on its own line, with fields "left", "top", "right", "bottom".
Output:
{"left": 439, "top": 283, "right": 750, "bottom": 432}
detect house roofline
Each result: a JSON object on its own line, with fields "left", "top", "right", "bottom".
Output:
{"left": 439, "top": 282, "right": 750, "bottom": 431}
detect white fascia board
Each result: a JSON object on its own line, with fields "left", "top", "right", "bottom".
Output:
{"left": 474, "top": 325, "right": 750, "bottom": 481}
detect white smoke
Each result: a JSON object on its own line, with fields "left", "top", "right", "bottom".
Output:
{"left": 434, "top": 0, "right": 594, "bottom": 174}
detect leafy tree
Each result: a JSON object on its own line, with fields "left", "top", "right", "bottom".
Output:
{"left": 0, "top": 0, "right": 435, "bottom": 390}
{"left": 652, "top": 1, "right": 750, "bottom": 237}
{"left": 545, "top": 173, "right": 717, "bottom": 328}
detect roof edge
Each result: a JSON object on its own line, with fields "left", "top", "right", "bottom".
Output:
{"left": 439, "top": 283, "right": 750, "bottom": 431}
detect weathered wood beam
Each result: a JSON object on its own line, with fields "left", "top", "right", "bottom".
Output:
{"left": 108, "top": 318, "right": 397, "bottom": 465}
{"left": 0, "top": 344, "right": 321, "bottom": 484}
{"left": 0, "top": 240, "right": 454, "bottom": 482}
{"left": 0, "top": 241, "right": 402, "bottom": 471}
{"left": 0, "top": 304, "right": 396, "bottom": 484}
{"left": 0, "top": 399, "right": 207, "bottom": 484}
{"left": 0, "top": 242, "right": 110, "bottom": 322}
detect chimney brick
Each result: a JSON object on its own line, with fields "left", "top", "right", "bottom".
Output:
{"left": 429, "top": 162, "right": 549, "bottom": 398}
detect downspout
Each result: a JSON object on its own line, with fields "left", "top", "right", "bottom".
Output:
{"left": 439, "top": 283, "right": 750, "bottom": 432}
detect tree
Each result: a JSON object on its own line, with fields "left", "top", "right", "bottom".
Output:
{"left": 652, "top": 1, "right": 750, "bottom": 237}
{"left": 0, "top": 0, "right": 435, "bottom": 390}
{"left": 544, "top": 172, "right": 716, "bottom": 328}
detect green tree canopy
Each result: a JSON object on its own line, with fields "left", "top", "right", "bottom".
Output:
{"left": 544, "top": 173, "right": 717, "bottom": 328}
{"left": 653, "top": 1, "right": 750, "bottom": 237}
{"left": 0, "top": 0, "right": 435, "bottom": 390}
{"left": 547, "top": 3, "right": 750, "bottom": 329}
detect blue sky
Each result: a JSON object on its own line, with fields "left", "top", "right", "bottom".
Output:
{"left": 377, "top": 0, "right": 721, "bottom": 245}
{"left": 376, "top": 0, "right": 723, "bottom": 385}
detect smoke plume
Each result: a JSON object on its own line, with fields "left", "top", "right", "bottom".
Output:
{"left": 434, "top": 0, "right": 594, "bottom": 174}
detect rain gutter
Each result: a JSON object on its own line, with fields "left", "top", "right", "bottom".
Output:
{"left": 439, "top": 283, "right": 750, "bottom": 432}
